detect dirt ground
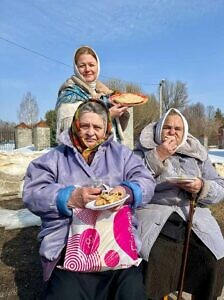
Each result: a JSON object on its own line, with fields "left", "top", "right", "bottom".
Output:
{"left": 0, "top": 198, "right": 224, "bottom": 300}
{"left": 0, "top": 199, "right": 43, "bottom": 300}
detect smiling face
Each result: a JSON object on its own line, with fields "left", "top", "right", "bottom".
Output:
{"left": 78, "top": 112, "right": 106, "bottom": 148}
{"left": 76, "top": 54, "right": 98, "bottom": 83}
{"left": 161, "top": 114, "right": 184, "bottom": 146}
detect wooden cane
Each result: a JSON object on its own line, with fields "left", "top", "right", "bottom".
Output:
{"left": 177, "top": 194, "right": 196, "bottom": 300}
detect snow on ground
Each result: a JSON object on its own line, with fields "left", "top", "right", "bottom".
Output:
{"left": 0, "top": 144, "right": 52, "bottom": 153}
{"left": 208, "top": 150, "right": 224, "bottom": 163}
{"left": 0, "top": 208, "right": 41, "bottom": 230}
{"left": 209, "top": 154, "right": 224, "bottom": 163}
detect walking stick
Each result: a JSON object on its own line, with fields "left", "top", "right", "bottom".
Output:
{"left": 177, "top": 194, "right": 197, "bottom": 300}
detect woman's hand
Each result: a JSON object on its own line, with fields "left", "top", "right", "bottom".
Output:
{"left": 67, "top": 187, "right": 102, "bottom": 209}
{"left": 109, "top": 104, "right": 128, "bottom": 119}
{"left": 156, "top": 136, "right": 178, "bottom": 161}
{"left": 110, "top": 186, "right": 126, "bottom": 198}
{"left": 176, "top": 178, "right": 203, "bottom": 194}
{"left": 109, "top": 186, "right": 127, "bottom": 211}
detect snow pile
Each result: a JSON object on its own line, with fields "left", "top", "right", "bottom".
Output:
{"left": 0, "top": 208, "right": 41, "bottom": 230}
{"left": 0, "top": 146, "right": 51, "bottom": 201}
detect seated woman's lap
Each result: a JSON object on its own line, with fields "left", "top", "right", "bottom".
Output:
{"left": 143, "top": 232, "right": 224, "bottom": 299}
{"left": 44, "top": 264, "right": 147, "bottom": 300}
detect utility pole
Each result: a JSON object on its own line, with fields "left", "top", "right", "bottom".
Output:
{"left": 159, "top": 79, "right": 165, "bottom": 118}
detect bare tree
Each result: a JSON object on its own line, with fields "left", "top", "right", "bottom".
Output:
{"left": 103, "top": 78, "right": 125, "bottom": 92}
{"left": 103, "top": 78, "right": 143, "bottom": 94}
{"left": 183, "top": 102, "right": 206, "bottom": 138}
{"left": 206, "top": 105, "right": 216, "bottom": 120}
{"left": 17, "top": 92, "right": 39, "bottom": 125}
{"left": 205, "top": 106, "right": 224, "bottom": 146}
{"left": 125, "top": 82, "right": 142, "bottom": 93}
{"left": 183, "top": 103, "right": 224, "bottom": 146}
{"left": 161, "top": 80, "right": 188, "bottom": 112}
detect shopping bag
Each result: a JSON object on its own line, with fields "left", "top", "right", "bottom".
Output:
{"left": 63, "top": 205, "right": 141, "bottom": 272}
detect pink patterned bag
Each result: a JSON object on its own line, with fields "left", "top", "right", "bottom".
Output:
{"left": 63, "top": 206, "right": 142, "bottom": 272}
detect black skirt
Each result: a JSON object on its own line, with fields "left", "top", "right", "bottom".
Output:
{"left": 43, "top": 263, "right": 147, "bottom": 300}
{"left": 143, "top": 216, "right": 224, "bottom": 300}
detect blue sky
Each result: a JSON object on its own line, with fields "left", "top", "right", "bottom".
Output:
{"left": 1, "top": 0, "right": 224, "bottom": 123}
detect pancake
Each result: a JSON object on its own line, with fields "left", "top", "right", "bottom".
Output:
{"left": 110, "top": 93, "right": 148, "bottom": 106}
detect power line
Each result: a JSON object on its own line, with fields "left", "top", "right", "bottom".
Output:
{"left": 0, "top": 35, "right": 159, "bottom": 87}
{"left": 0, "top": 36, "right": 71, "bottom": 68}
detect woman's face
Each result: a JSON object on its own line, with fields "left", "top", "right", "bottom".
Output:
{"left": 78, "top": 112, "right": 106, "bottom": 148}
{"left": 161, "top": 114, "right": 184, "bottom": 146}
{"left": 76, "top": 54, "right": 98, "bottom": 83}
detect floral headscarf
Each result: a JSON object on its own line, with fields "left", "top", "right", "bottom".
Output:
{"left": 70, "top": 99, "right": 112, "bottom": 164}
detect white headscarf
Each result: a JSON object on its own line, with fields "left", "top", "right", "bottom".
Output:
{"left": 73, "top": 46, "right": 100, "bottom": 95}
{"left": 155, "top": 108, "right": 188, "bottom": 150}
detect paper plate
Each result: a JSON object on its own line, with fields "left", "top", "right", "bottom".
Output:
{"left": 110, "top": 93, "right": 148, "bottom": 106}
{"left": 85, "top": 195, "right": 130, "bottom": 211}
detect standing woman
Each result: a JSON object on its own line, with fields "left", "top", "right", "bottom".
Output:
{"left": 56, "top": 45, "right": 129, "bottom": 143}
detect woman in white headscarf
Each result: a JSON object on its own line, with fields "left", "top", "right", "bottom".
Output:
{"left": 136, "top": 108, "right": 224, "bottom": 300}
{"left": 56, "top": 46, "right": 129, "bottom": 143}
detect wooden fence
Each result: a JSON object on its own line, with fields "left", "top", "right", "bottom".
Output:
{"left": 0, "top": 128, "right": 15, "bottom": 151}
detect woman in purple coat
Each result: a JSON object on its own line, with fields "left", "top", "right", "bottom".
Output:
{"left": 23, "top": 99, "right": 155, "bottom": 300}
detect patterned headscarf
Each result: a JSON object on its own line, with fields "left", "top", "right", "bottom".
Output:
{"left": 70, "top": 99, "right": 112, "bottom": 164}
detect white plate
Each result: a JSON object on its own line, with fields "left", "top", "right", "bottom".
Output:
{"left": 166, "top": 176, "right": 197, "bottom": 183}
{"left": 85, "top": 195, "right": 130, "bottom": 211}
